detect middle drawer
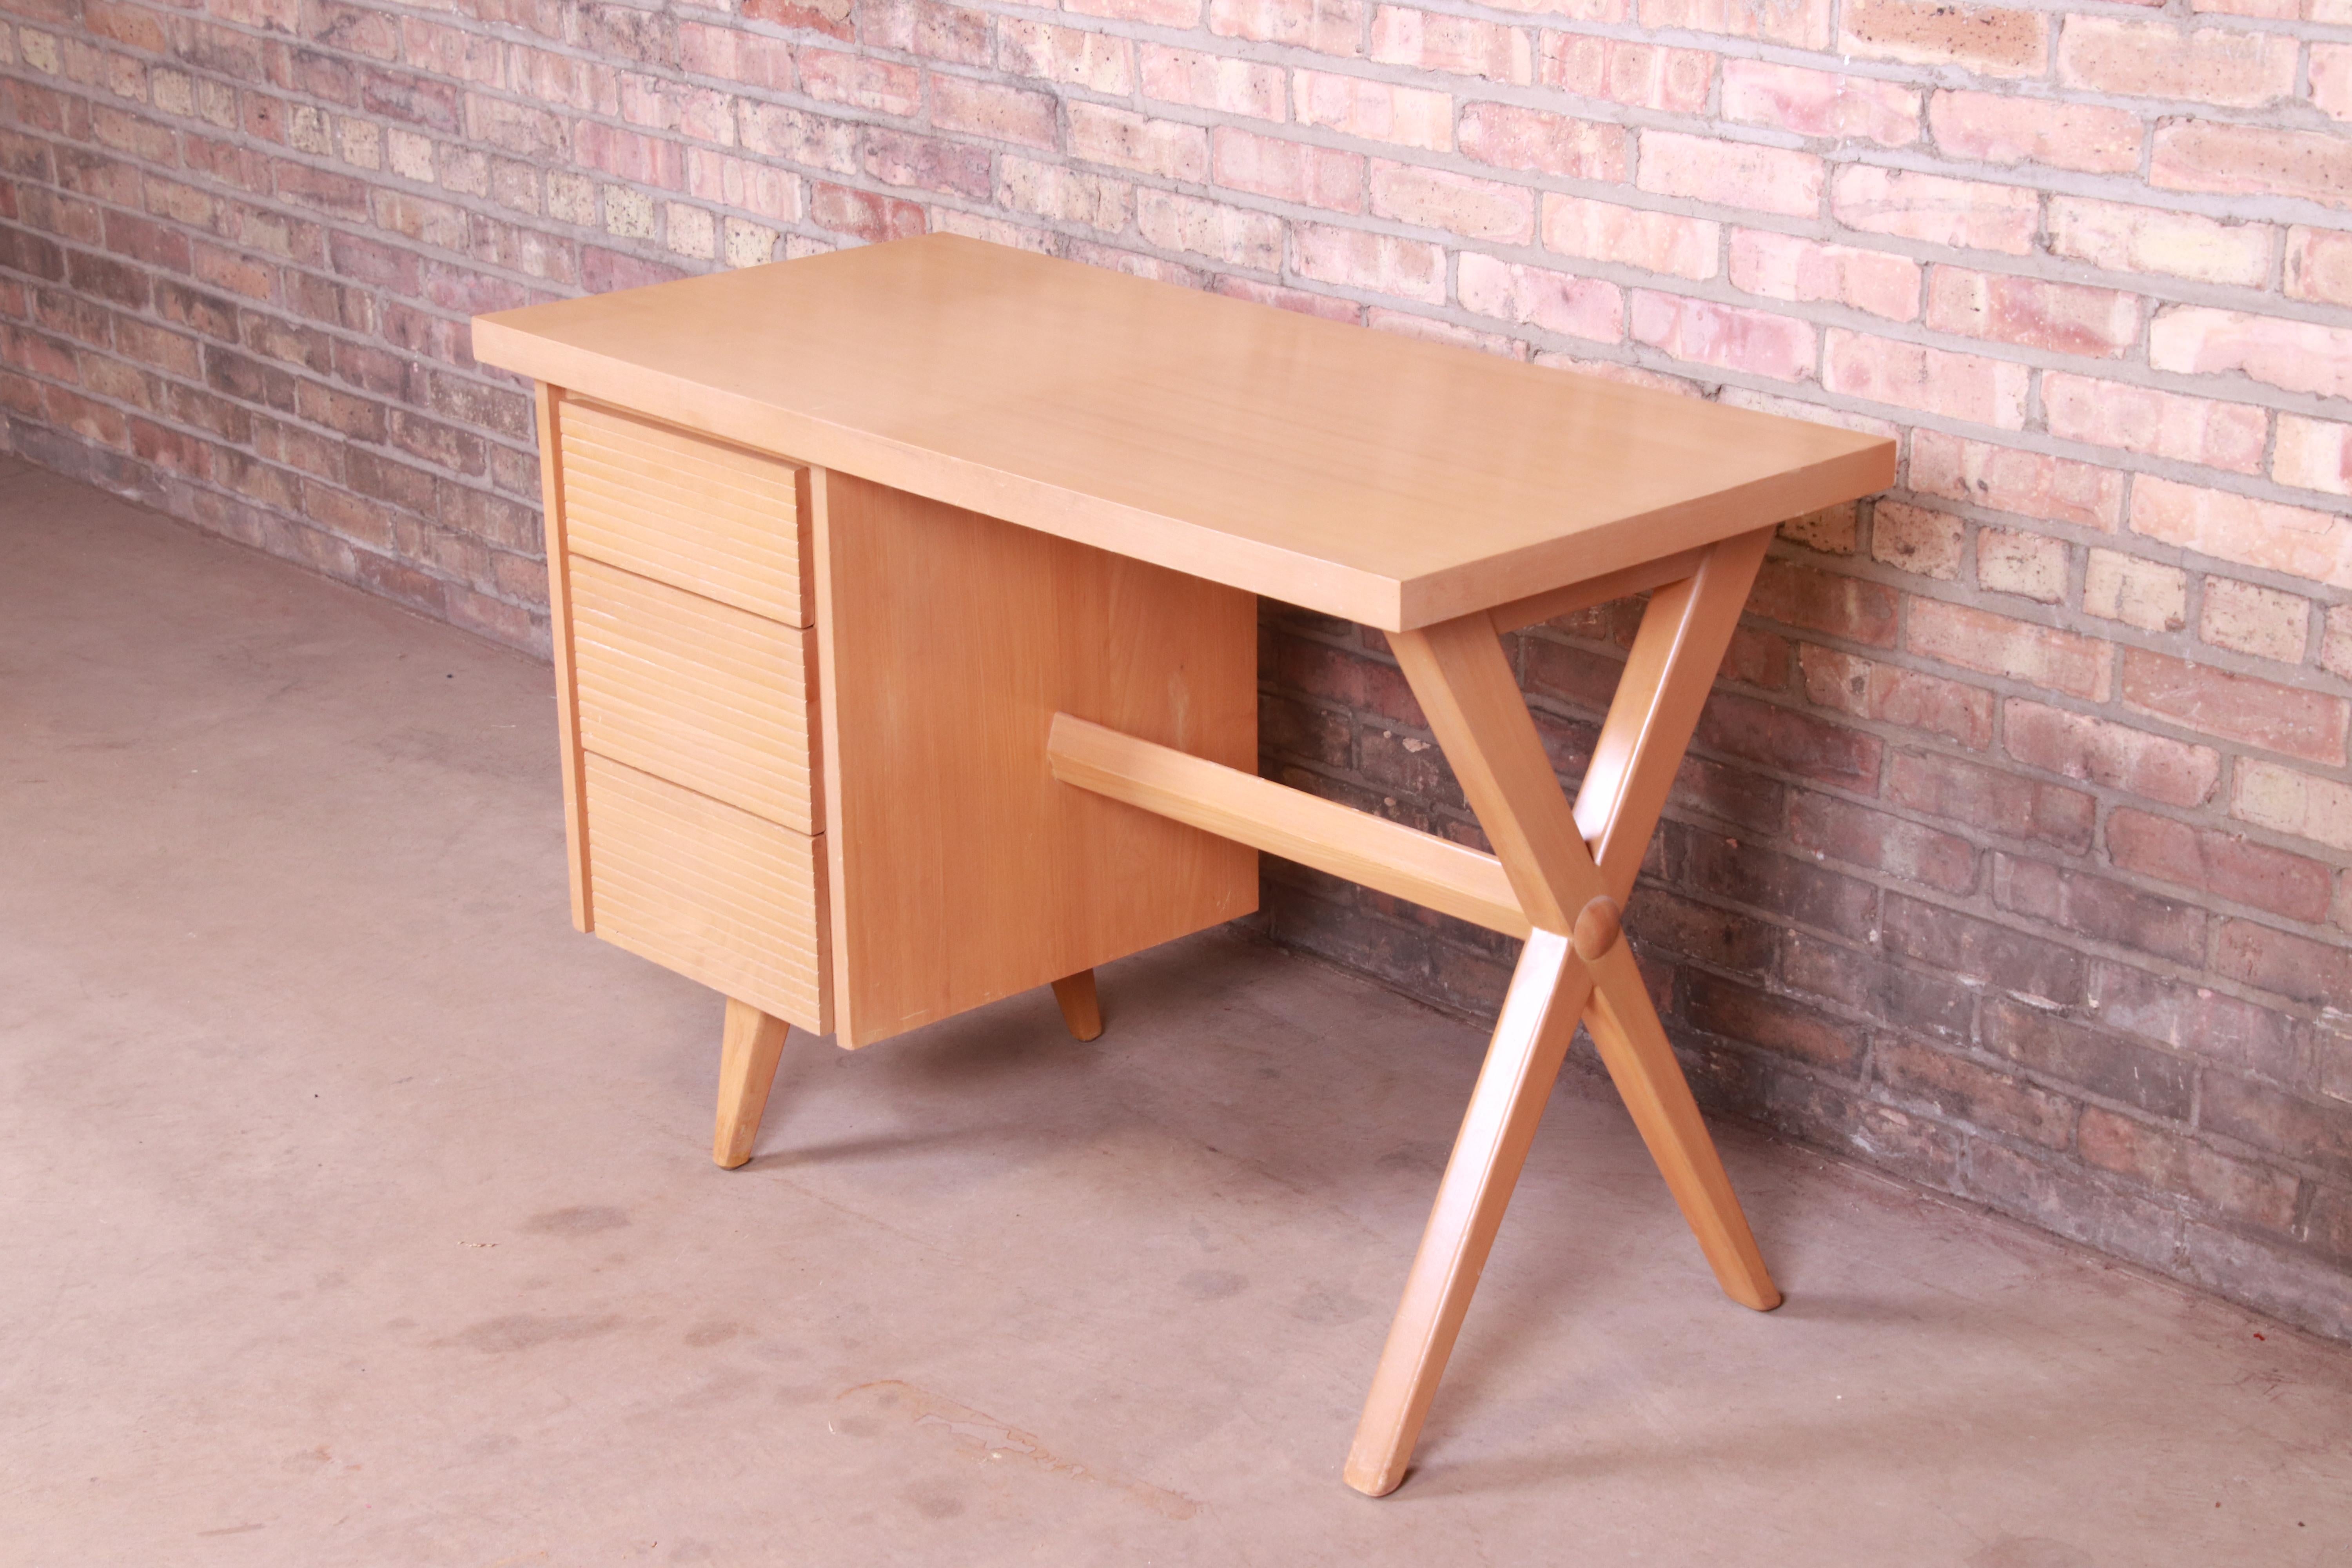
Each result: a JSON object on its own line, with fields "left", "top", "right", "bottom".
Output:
{"left": 569, "top": 553, "right": 821, "bottom": 835}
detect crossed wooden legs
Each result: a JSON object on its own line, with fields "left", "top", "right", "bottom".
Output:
{"left": 708, "top": 970, "right": 1107, "bottom": 1167}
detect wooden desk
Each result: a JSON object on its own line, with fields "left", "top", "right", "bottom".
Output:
{"left": 473, "top": 234, "right": 1893, "bottom": 1495}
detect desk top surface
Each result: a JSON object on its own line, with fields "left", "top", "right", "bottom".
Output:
{"left": 474, "top": 235, "right": 1892, "bottom": 630}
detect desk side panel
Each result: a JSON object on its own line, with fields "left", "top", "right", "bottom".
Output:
{"left": 814, "top": 470, "right": 1259, "bottom": 1049}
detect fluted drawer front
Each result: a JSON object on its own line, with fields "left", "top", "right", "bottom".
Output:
{"left": 582, "top": 753, "right": 830, "bottom": 1033}
{"left": 560, "top": 397, "right": 810, "bottom": 627}
{"left": 570, "top": 555, "right": 819, "bottom": 835}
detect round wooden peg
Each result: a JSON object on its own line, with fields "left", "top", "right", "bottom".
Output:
{"left": 1571, "top": 896, "right": 1622, "bottom": 962}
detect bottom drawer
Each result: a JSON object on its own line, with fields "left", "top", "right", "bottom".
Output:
{"left": 583, "top": 753, "right": 831, "bottom": 1033}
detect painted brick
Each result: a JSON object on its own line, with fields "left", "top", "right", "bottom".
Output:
{"left": 2107, "top": 807, "right": 2334, "bottom": 923}
{"left": 1292, "top": 222, "right": 1446, "bottom": 303}
{"left": 1458, "top": 103, "right": 1624, "bottom": 179}
{"left": 2130, "top": 477, "right": 2352, "bottom": 592}
{"left": 2152, "top": 122, "right": 2352, "bottom": 212}
{"left": 1831, "top": 166, "right": 2038, "bottom": 256}
{"left": 2232, "top": 760, "right": 2352, "bottom": 853}
{"left": 1842, "top": 0, "right": 2049, "bottom": 78}
{"left": 1212, "top": 127, "right": 1363, "bottom": 211}
{"left": 1637, "top": 132, "right": 1820, "bottom": 219}
{"left": 1909, "top": 428, "right": 2125, "bottom": 530}
{"left": 1370, "top": 161, "right": 1535, "bottom": 243}
{"left": 1456, "top": 253, "right": 1622, "bottom": 341}
{"left": 1371, "top": 7, "right": 1533, "bottom": 84}
{"left": 1720, "top": 60, "right": 1919, "bottom": 147}
{"left": 1822, "top": 330, "right": 2031, "bottom": 429}
{"left": 2058, "top": 19, "right": 2299, "bottom": 109}
{"left": 1871, "top": 501, "right": 1963, "bottom": 580}
{"left": 1729, "top": 230, "right": 1919, "bottom": 321}
{"left": 1543, "top": 196, "right": 1718, "bottom": 281}
{"left": 1296, "top": 71, "right": 1454, "bottom": 151}
{"left": 2199, "top": 577, "right": 2309, "bottom": 665}
{"left": 1539, "top": 35, "right": 1711, "bottom": 111}
{"left": 1929, "top": 91, "right": 2141, "bottom": 175}
{"left": 2043, "top": 374, "right": 2265, "bottom": 476}
{"left": 1800, "top": 644, "right": 1994, "bottom": 749}
{"left": 2083, "top": 549, "right": 2187, "bottom": 633}
{"left": 2046, "top": 196, "right": 2273, "bottom": 289}
{"left": 1629, "top": 290, "right": 1815, "bottom": 381}
{"left": 2285, "top": 226, "right": 2352, "bottom": 307}
{"left": 2272, "top": 416, "right": 2352, "bottom": 499}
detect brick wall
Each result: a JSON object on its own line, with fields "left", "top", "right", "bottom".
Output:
{"left": 3, "top": 0, "right": 2350, "bottom": 1337}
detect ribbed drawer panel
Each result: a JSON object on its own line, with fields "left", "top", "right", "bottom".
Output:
{"left": 570, "top": 555, "right": 819, "bottom": 835}
{"left": 560, "top": 398, "right": 809, "bottom": 627}
{"left": 583, "top": 754, "right": 830, "bottom": 1033}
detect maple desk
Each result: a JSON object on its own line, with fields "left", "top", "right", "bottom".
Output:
{"left": 472, "top": 234, "right": 1893, "bottom": 1495}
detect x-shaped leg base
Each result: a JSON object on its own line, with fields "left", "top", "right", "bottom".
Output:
{"left": 1047, "top": 526, "right": 1781, "bottom": 1496}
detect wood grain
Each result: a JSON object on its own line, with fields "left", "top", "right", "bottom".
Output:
{"left": 534, "top": 385, "right": 595, "bottom": 932}
{"left": 812, "top": 468, "right": 1258, "bottom": 1049}
{"left": 712, "top": 998, "right": 790, "bottom": 1169}
{"left": 1047, "top": 712, "right": 1527, "bottom": 938}
{"left": 477, "top": 236, "right": 1895, "bottom": 631}
{"left": 571, "top": 555, "right": 821, "bottom": 834}
{"left": 559, "top": 397, "right": 811, "bottom": 627}
{"left": 582, "top": 752, "right": 831, "bottom": 1033}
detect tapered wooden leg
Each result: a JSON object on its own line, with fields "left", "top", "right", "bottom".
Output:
{"left": 1344, "top": 930, "right": 1587, "bottom": 1497}
{"left": 713, "top": 997, "right": 790, "bottom": 1169}
{"left": 1583, "top": 942, "right": 1779, "bottom": 1310}
{"left": 1050, "top": 969, "right": 1104, "bottom": 1041}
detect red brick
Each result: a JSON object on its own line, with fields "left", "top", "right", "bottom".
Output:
{"left": 2046, "top": 196, "right": 2273, "bottom": 288}
{"left": 1982, "top": 997, "right": 2195, "bottom": 1121}
{"left": 1212, "top": 128, "right": 1363, "bottom": 212}
{"left": 2153, "top": 122, "right": 2352, "bottom": 211}
{"left": 1749, "top": 558, "right": 1898, "bottom": 646}
{"left": 2005, "top": 698, "right": 2219, "bottom": 806}
{"left": 1720, "top": 60, "right": 1918, "bottom": 147}
{"left": 931, "top": 75, "right": 1058, "bottom": 150}
{"left": 1679, "top": 826, "right": 1882, "bottom": 938}
{"left": 677, "top": 23, "right": 795, "bottom": 91}
{"left": 1831, "top": 165, "right": 2038, "bottom": 255}
{"left": 2201, "top": 1074, "right": 2352, "bottom": 1179}
{"left": 2043, "top": 374, "right": 2265, "bottom": 476}
{"left": 1630, "top": 291, "right": 1815, "bottom": 381}
{"left": 1884, "top": 892, "right": 2084, "bottom": 1004}
{"left": 1842, "top": 0, "right": 2048, "bottom": 77}
{"left": 2120, "top": 648, "right": 2348, "bottom": 765}
{"left": 1457, "top": 254, "right": 1621, "bottom": 341}
{"left": 1136, "top": 44, "right": 1268, "bottom": 113}
{"left": 2285, "top": 226, "right": 2352, "bottom": 307}
{"left": 1296, "top": 71, "right": 1454, "bottom": 151}
{"left": 1823, "top": 330, "right": 2031, "bottom": 429}
{"left": 2199, "top": 577, "right": 2309, "bottom": 664}
{"left": 1071, "top": 105, "right": 1211, "bottom": 180}
{"left": 1069, "top": 0, "right": 1201, "bottom": 23}
{"left": 2130, "top": 476, "right": 2352, "bottom": 590}
{"left": 1800, "top": 644, "right": 1994, "bottom": 749}
{"left": 2058, "top": 18, "right": 2298, "bottom": 108}
{"left": 1208, "top": 0, "right": 1367, "bottom": 56}
{"left": 1685, "top": 975, "right": 1862, "bottom": 1069}
{"left": 1907, "top": 601, "right": 2110, "bottom": 701}
{"left": 1543, "top": 196, "right": 1717, "bottom": 280}
{"left": 2270, "top": 416, "right": 2350, "bottom": 501}
{"left": 2107, "top": 808, "right": 2334, "bottom": 924}
{"left": 2079, "top": 1109, "right": 2297, "bottom": 1229}
{"left": 1292, "top": 223, "right": 1445, "bottom": 303}
{"left": 1639, "top": 0, "right": 1831, "bottom": 49}
{"left": 1458, "top": 103, "right": 1626, "bottom": 179}
{"left": 1878, "top": 1039, "right": 2078, "bottom": 1149}
{"left": 808, "top": 181, "right": 926, "bottom": 243}
{"left": 1636, "top": 131, "right": 1820, "bottom": 218}
{"left": 1729, "top": 231, "right": 1919, "bottom": 321}
{"left": 1693, "top": 690, "right": 1883, "bottom": 785}
{"left": 1370, "top": 161, "right": 1534, "bottom": 243}
{"left": 1908, "top": 428, "right": 2125, "bottom": 530}
{"left": 1869, "top": 501, "right": 1962, "bottom": 581}
{"left": 1792, "top": 790, "right": 1977, "bottom": 892}
{"left": 2217, "top": 920, "right": 2352, "bottom": 1010}
{"left": 799, "top": 49, "right": 921, "bottom": 116}
{"left": 1924, "top": 267, "right": 2140, "bottom": 359}
{"left": 2151, "top": 307, "right": 2352, "bottom": 401}
{"left": 1371, "top": 7, "right": 1533, "bottom": 83}
{"left": 1929, "top": 91, "right": 2141, "bottom": 174}
{"left": 1138, "top": 191, "right": 1282, "bottom": 268}
{"left": 1994, "top": 853, "right": 2206, "bottom": 965}
{"left": 1538, "top": 35, "right": 1711, "bottom": 111}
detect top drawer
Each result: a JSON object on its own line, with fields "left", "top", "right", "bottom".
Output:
{"left": 557, "top": 397, "right": 811, "bottom": 627}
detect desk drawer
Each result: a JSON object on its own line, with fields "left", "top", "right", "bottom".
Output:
{"left": 570, "top": 555, "right": 820, "bottom": 835}
{"left": 582, "top": 753, "right": 831, "bottom": 1033}
{"left": 559, "top": 398, "right": 811, "bottom": 627}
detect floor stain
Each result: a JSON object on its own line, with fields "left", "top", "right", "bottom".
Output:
{"left": 522, "top": 1205, "right": 630, "bottom": 1236}
{"left": 438, "top": 1313, "right": 627, "bottom": 1352}
{"left": 831, "top": 1379, "right": 1200, "bottom": 1521}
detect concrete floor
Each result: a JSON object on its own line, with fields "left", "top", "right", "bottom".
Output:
{"left": 4, "top": 462, "right": 2349, "bottom": 1566}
